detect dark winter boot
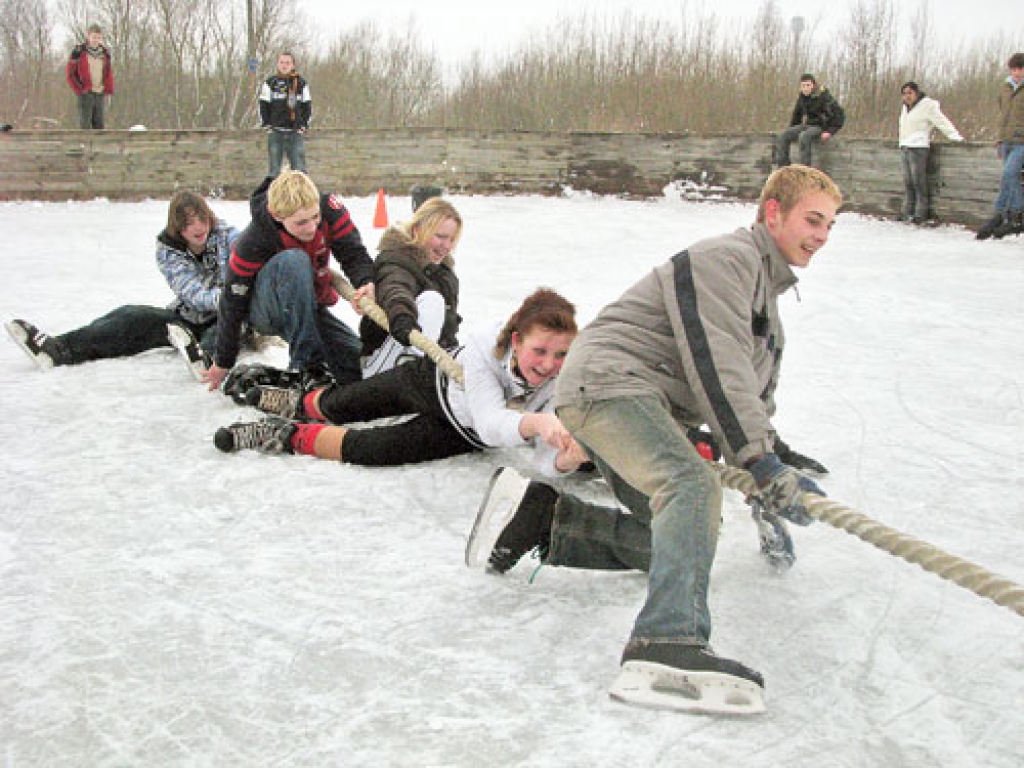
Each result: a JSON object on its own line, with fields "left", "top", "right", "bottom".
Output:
{"left": 213, "top": 417, "right": 297, "bottom": 454}
{"left": 975, "top": 212, "right": 1006, "bottom": 240}
{"left": 992, "top": 211, "right": 1024, "bottom": 239}
{"left": 5, "top": 319, "right": 73, "bottom": 369}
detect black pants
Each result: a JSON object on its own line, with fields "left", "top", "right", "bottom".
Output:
{"left": 58, "top": 304, "right": 213, "bottom": 364}
{"left": 317, "top": 357, "right": 478, "bottom": 466}
{"left": 78, "top": 92, "right": 105, "bottom": 129}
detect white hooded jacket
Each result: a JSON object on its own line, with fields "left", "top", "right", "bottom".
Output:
{"left": 899, "top": 95, "right": 963, "bottom": 148}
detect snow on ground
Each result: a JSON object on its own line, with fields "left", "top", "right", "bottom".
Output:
{"left": 0, "top": 190, "right": 1022, "bottom": 767}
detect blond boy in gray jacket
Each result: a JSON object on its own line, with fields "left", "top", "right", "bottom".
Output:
{"left": 467, "top": 165, "right": 842, "bottom": 715}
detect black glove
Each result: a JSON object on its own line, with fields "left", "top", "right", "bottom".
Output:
{"left": 389, "top": 315, "right": 420, "bottom": 347}
{"left": 774, "top": 437, "right": 829, "bottom": 475}
{"left": 748, "top": 454, "right": 826, "bottom": 526}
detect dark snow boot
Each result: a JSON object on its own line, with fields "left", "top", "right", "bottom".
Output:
{"left": 975, "top": 212, "right": 1006, "bottom": 240}
{"left": 992, "top": 211, "right": 1023, "bottom": 239}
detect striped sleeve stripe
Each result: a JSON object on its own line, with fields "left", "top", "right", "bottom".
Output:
{"left": 671, "top": 250, "right": 748, "bottom": 454}
{"left": 330, "top": 215, "right": 355, "bottom": 239}
{"left": 228, "top": 251, "right": 262, "bottom": 277}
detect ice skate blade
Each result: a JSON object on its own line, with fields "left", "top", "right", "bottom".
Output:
{"left": 167, "top": 324, "right": 207, "bottom": 381}
{"left": 464, "top": 468, "right": 531, "bottom": 568}
{"left": 609, "top": 660, "right": 766, "bottom": 716}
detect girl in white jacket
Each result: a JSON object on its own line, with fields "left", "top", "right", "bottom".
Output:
{"left": 215, "top": 288, "right": 588, "bottom": 478}
{"left": 898, "top": 81, "right": 964, "bottom": 223}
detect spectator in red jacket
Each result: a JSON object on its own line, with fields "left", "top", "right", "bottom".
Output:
{"left": 66, "top": 24, "right": 114, "bottom": 129}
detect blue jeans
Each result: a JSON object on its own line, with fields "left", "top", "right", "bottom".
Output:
{"left": 900, "top": 147, "right": 930, "bottom": 219}
{"left": 267, "top": 130, "right": 307, "bottom": 177}
{"left": 58, "top": 304, "right": 213, "bottom": 364}
{"left": 994, "top": 142, "right": 1024, "bottom": 214}
{"left": 557, "top": 396, "right": 722, "bottom": 645}
{"left": 776, "top": 124, "right": 824, "bottom": 167}
{"left": 247, "top": 249, "right": 362, "bottom": 383}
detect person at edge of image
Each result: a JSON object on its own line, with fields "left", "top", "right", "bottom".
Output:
{"left": 977, "top": 52, "right": 1024, "bottom": 240}
{"left": 201, "top": 170, "right": 376, "bottom": 393}
{"left": 260, "top": 51, "right": 311, "bottom": 178}
{"left": 897, "top": 80, "right": 964, "bottom": 226}
{"left": 66, "top": 23, "right": 114, "bottom": 130}
{"left": 6, "top": 191, "right": 235, "bottom": 379}
{"left": 464, "top": 165, "right": 842, "bottom": 716}
{"left": 775, "top": 73, "right": 845, "bottom": 169}
{"left": 213, "top": 288, "right": 588, "bottom": 479}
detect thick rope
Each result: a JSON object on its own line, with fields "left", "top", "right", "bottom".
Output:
{"left": 330, "top": 270, "right": 465, "bottom": 384}
{"left": 333, "top": 269, "right": 1024, "bottom": 619}
{"left": 711, "top": 464, "right": 1024, "bottom": 619}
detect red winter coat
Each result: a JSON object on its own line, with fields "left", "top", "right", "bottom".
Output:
{"left": 66, "top": 44, "right": 114, "bottom": 96}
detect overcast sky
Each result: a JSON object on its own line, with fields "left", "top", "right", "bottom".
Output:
{"left": 300, "top": 0, "right": 1022, "bottom": 71}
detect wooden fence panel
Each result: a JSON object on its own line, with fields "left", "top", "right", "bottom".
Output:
{"left": 0, "top": 128, "right": 1005, "bottom": 227}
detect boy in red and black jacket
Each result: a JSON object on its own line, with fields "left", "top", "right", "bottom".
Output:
{"left": 203, "top": 172, "right": 375, "bottom": 391}
{"left": 66, "top": 24, "right": 114, "bottom": 129}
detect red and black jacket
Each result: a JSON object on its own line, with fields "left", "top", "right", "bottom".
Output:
{"left": 214, "top": 177, "right": 374, "bottom": 369}
{"left": 66, "top": 44, "right": 114, "bottom": 96}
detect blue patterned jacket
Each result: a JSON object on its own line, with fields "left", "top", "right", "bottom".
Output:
{"left": 155, "top": 220, "right": 238, "bottom": 325}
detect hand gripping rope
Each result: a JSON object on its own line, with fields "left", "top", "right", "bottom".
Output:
{"left": 333, "top": 271, "right": 1024, "bottom": 619}
{"left": 332, "top": 270, "right": 464, "bottom": 385}
{"left": 711, "top": 464, "right": 1024, "bottom": 619}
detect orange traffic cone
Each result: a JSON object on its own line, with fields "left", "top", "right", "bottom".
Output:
{"left": 373, "top": 188, "right": 389, "bottom": 228}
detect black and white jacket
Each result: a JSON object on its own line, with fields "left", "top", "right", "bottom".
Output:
{"left": 259, "top": 73, "right": 311, "bottom": 131}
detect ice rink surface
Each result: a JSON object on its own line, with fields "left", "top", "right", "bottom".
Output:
{"left": 1, "top": 189, "right": 1021, "bottom": 766}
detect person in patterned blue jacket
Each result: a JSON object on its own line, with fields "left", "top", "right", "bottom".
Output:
{"left": 202, "top": 171, "right": 375, "bottom": 392}
{"left": 6, "top": 191, "right": 236, "bottom": 378}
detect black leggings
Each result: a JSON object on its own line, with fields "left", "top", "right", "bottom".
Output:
{"left": 317, "top": 357, "right": 479, "bottom": 466}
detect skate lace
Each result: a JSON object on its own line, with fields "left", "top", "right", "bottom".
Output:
{"left": 230, "top": 420, "right": 287, "bottom": 452}
{"left": 253, "top": 386, "right": 301, "bottom": 417}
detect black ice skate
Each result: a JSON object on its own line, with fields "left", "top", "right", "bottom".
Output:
{"left": 222, "top": 363, "right": 303, "bottom": 404}
{"left": 5, "top": 318, "right": 70, "bottom": 369}
{"left": 465, "top": 467, "right": 557, "bottom": 573}
{"left": 213, "top": 417, "right": 297, "bottom": 454}
{"left": 610, "top": 641, "right": 765, "bottom": 716}
{"left": 245, "top": 384, "right": 305, "bottom": 418}
{"left": 166, "top": 323, "right": 211, "bottom": 381}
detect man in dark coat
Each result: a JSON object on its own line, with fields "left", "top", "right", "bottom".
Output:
{"left": 775, "top": 74, "right": 845, "bottom": 168}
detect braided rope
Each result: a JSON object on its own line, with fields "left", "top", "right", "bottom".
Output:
{"left": 333, "top": 271, "right": 1024, "bottom": 618}
{"left": 711, "top": 463, "right": 1024, "bottom": 619}
{"left": 330, "top": 270, "right": 465, "bottom": 384}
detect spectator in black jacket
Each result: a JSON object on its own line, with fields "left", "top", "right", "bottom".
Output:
{"left": 775, "top": 74, "right": 845, "bottom": 169}
{"left": 259, "top": 52, "right": 311, "bottom": 177}
{"left": 202, "top": 171, "right": 375, "bottom": 392}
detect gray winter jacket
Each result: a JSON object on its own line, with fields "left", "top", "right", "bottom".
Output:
{"left": 554, "top": 223, "right": 797, "bottom": 467}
